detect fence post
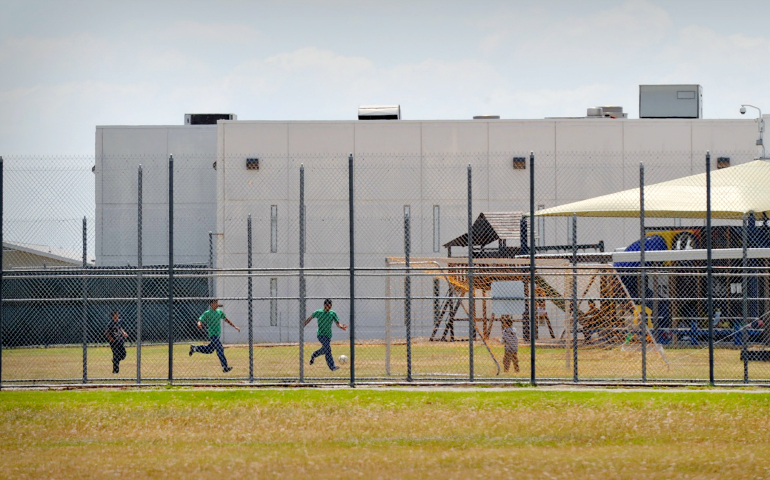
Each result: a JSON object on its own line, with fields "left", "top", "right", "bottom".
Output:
{"left": 572, "top": 213, "right": 578, "bottom": 383}
{"left": 299, "top": 165, "right": 306, "bottom": 383}
{"left": 168, "top": 154, "right": 174, "bottom": 384}
{"left": 82, "top": 216, "right": 88, "bottom": 384}
{"left": 248, "top": 214, "right": 253, "bottom": 383}
{"left": 433, "top": 278, "right": 440, "bottom": 341}
{"left": 529, "top": 152, "right": 536, "bottom": 386}
{"left": 742, "top": 213, "right": 749, "bottom": 384}
{"left": 639, "top": 162, "right": 647, "bottom": 382}
{"left": 404, "top": 205, "right": 412, "bottom": 382}
{"left": 467, "top": 164, "right": 474, "bottom": 382}
{"left": 137, "top": 165, "right": 143, "bottom": 384}
{"left": 208, "top": 232, "right": 214, "bottom": 298}
{"left": 0, "top": 156, "right": 4, "bottom": 388}
{"left": 385, "top": 268, "right": 391, "bottom": 376}
{"left": 348, "top": 153, "right": 355, "bottom": 387}
{"left": 706, "top": 151, "right": 714, "bottom": 386}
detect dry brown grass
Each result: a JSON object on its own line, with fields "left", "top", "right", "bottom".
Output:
{"left": 4, "top": 341, "right": 770, "bottom": 383}
{"left": 1, "top": 389, "right": 770, "bottom": 479}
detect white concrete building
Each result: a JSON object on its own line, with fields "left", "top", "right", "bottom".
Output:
{"left": 95, "top": 125, "right": 218, "bottom": 266}
{"left": 96, "top": 109, "right": 767, "bottom": 343}
{"left": 213, "top": 117, "right": 762, "bottom": 343}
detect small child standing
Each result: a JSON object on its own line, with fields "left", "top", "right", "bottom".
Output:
{"left": 501, "top": 318, "right": 520, "bottom": 373}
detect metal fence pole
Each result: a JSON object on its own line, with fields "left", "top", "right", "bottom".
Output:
{"left": 137, "top": 165, "right": 143, "bottom": 384}
{"left": 209, "top": 232, "right": 214, "bottom": 298}
{"left": 208, "top": 232, "right": 214, "bottom": 298}
{"left": 742, "top": 213, "right": 749, "bottom": 384}
{"left": 0, "top": 156, "right": 4, "bottom": 388}
{"left": 572, "top": 213, "right": 578, "bottom": 383}
{"left": 82, "top": 216, "right": 88, "bottom": 384}
{"left": 529, "top": 152, "right": 536, "bottom": 385}
{"left": 385, "top": 268, "right": 391, "bottom": 376}
{"left": 299, "top": 165, "right": 306, "bottom": 383}
{"left": 467, "top": 164, "right": 474, "bottom": 382}
{"left": 706, "top": 151, "right": 714, "bottom": 385}
{"left": 640, "top": 162, "right": 647, "bottom": 383}
{"left": 348, "top": 153, "right": 355, "bottom": 387}
{"left": 248, "top": 214, "right": 253, "bottom": 383}
{"left": 433, "top": 278, "right": 440, "bottom": 342}
{"left": 405, "top": 206, "right": 412, "bottom": 382}
{"left": 168, "top": 154, "right": 174, "bottom": 384}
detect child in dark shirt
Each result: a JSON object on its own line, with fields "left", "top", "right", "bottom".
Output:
{"left": 105, "top": 311, "right": 128, "bottom": 374}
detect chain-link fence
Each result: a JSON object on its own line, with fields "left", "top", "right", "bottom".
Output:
{"left": 3, "top": 150, "right": 770, "bottom": 385}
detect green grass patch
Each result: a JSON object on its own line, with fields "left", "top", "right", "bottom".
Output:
{"left": 2, "top": 389, "right": 770, "bottom": 478}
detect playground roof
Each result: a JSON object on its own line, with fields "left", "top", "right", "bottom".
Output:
{"left": 535, "top": 159, "right": 770, "bottom": 219}
{"left": 443, "top": 212, "right": 525, "bottom": 248}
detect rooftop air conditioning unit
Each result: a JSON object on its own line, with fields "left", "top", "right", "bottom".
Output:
{"left": 639, "top": 85, "right": 702, "bottom": 119}
{"left": 358, "top": 105, "right": 401, "bottom": 120}
{"left": 586, "top": 106, "right": 627, "bottom": 118}
{"left": 184, "top": 113, "right": 237, "bottom": 125}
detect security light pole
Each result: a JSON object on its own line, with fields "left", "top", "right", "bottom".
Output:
{"left": 740, "top": 104, "right": 766, "bottom": 159}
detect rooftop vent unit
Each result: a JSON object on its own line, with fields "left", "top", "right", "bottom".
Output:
{"left": 473, "top": 115, "right": 500, "bottom": 120}
{"left": 358, "top": 105, "right": 401, "bottom": 120}
{"left": 586, "top": 106, "right": 627, "bottom": 119}
{"left": 639, "top": 84, "right": 702, "bottom": 119}
{"left": 184, "top": 113, "right": 237, "bottom": 125}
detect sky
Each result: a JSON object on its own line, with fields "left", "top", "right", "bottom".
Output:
{"left": 2, "top": 0, "right": 770, "bottom": 154}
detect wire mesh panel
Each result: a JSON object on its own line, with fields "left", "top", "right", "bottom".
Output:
{"left": 3, "top": 156, "right": 94, "bottom": 384}
{"left": 550, "top": 152, "right": 644, "bottom": 382}
{"left": 295, "top": 154, "right": 352, "bottom": 384}
{"left": 354, "top": 154, "right": 420, "bottom": 382}
{"left": 210, "top": 153, "right": 303, "bottom": 383}
{"left": 410, "top": 159, "right": 474, "bottom": 380}
{"left": 4, "top": 148, "right": 770, "bottom": 386}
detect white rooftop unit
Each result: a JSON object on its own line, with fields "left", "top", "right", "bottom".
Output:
{"left": 586, "top": 106, "right": 627, "bottom": 118}
{"left": 639, "top": 84, "right": 703, "bottom": 119}
{"left": 358, "top": 105, "right": 401, "bottom": 120}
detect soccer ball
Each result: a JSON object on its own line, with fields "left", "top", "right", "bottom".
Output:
{"left": 338, "top": 355, "right": 348, "bottom": 365}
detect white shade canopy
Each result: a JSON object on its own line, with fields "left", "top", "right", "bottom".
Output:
{"left": 535, "top": 159, "right": 770, "bottom": 219}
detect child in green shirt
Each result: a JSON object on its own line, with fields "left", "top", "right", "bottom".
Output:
{"left": 304, "top": 298, "right": 347, "bottom": 371}
{"left": 189, "top": 300, "right": 240, "bottom": 373}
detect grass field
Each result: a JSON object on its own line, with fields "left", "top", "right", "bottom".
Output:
{"left": 4, "top": 341, "right": 770, "bottom": 383}
{"left": 2, "top": 388, "right": 770, "bottom": 479}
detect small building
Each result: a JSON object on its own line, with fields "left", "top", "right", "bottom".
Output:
{"left": 2, "top": 242, "right": 93, "bottom": 270}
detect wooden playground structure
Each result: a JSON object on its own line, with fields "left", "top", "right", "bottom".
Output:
{"left": 385, "top": 256, "right": 670, "bottom": 373}
{"left": 384, "top": 211, "right": 670, "bottom": 374}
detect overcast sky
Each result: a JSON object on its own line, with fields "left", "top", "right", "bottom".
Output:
{"left": 2, "top": 0, "right": 770, "bottom": 154}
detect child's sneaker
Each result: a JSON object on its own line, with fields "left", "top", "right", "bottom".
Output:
{"left": 189, "top": 345, "right": 194, "bottom": 356}
{"left": 223, "top": 366, "right": 233, "bottom": 373}
{"left": 331, "top": 366, "right": 339, "bottom": 371}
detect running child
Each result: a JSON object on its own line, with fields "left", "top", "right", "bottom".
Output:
{"left": 304, "top": 298, "right": 347, "bottom": 371}
{"left": 105, "top": 310, "right": 128, "bottom": 374}
{"left": 189, "top": 300, "right": 240, "bottom": 373}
